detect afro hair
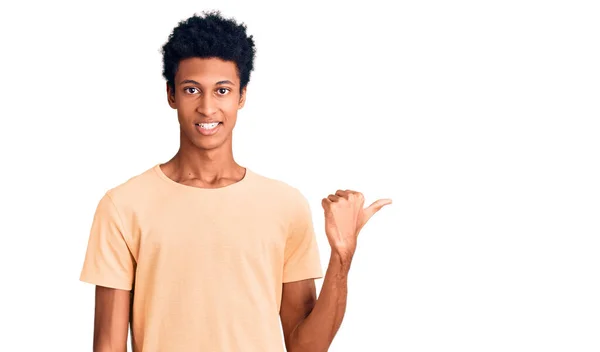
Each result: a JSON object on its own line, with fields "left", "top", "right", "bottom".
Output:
{"left": 161, "top": 11, "right": 256, "bottom": 93}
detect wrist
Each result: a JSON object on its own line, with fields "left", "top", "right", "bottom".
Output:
{"left": 330, "top": 248, "right": 354, "bottom": 267}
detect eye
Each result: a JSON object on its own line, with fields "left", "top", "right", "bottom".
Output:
{"left": 184, "top": 87, "right": 200, "bottom": 94}
{"left": 217, "top": 88, "right": 230, "bottom": 95}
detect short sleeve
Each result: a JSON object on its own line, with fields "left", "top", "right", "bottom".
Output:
{"left": 79, "top": 192, "right": 135, "bottom": 290}
{"left": 282, "top": 192, "right": 323, "bottom": 283}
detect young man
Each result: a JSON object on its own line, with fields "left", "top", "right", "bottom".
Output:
{"left": 80, "top": 11, "right": 391, "bottom": 352}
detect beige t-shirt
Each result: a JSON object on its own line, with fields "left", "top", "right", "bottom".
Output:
{"left": 80, "top": 164, "right": 323, "bottom": 352}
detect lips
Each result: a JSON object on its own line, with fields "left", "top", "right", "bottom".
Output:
{"left": 194, "top": 122, "right": 222, "bottom": 136}
{"left": 195, "top": 121, "right": 220, "bottom": 128}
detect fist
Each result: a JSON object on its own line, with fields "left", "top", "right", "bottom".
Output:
{"left": 321, "top": 189, "right": 392, "bottom": 258}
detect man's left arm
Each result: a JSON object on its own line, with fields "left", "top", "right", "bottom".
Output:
{"left": 280, "top": 190, "right": 392, "bottom": 352}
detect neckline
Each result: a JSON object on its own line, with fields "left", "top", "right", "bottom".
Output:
{"left": 153, "top": 163, "right": 252, "bottom": 193}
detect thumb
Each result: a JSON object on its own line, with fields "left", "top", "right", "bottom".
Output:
{"left": 362, "top": 198, "right": 393, "bottom": 225}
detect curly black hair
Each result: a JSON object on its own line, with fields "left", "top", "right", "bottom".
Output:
{"left": 161, "top": 10, "right": 256, "bottom": 93}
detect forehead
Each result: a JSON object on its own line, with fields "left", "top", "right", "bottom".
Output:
{"left": 175, "top": 57, "right": 239, "bottom": 85}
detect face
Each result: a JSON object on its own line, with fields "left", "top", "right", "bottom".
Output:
{"left": 167, "top": 57, "right": 246, "bottom": 151}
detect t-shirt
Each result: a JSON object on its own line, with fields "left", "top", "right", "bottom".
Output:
{"left": 79, "top": 164, "right": 323, "bottom": 352}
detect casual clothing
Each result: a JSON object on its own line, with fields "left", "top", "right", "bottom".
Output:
{"left": 80, "top": 164, "right": 323, "bottom": 352}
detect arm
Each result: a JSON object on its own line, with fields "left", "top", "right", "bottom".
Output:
{"left": 281, "top": 190, "right": 391, "bottom": 352}
{"left": 79, "top": 192, "right": 136, "bottom": 351}
{"left": 280, "top": 252, "right": 350, "bottom": 352}
{"left": 93, "top": 285, "right": 131, "bottom": 352}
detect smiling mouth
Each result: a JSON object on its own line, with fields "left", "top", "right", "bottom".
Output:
{"left": 194, "top": 122, "right": 222, "bottom": 136}
{"left": 195, "top": 122, "right": 222, "bottom": 130}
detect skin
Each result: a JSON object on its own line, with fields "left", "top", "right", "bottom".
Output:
{"left": 93, "top": 57, "right": 392, "bottom": 351}
{"left": 281, "top": 191, "right": 392, "bottom": 352}
{"left": 93, "top": 286, "right": 130, "bottom": 352}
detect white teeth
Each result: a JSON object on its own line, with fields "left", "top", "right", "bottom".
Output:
{"left": 197, "top": 122, "right": 219, "bottom": 129}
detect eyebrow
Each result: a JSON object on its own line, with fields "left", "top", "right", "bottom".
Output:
{"left": 179, "top": 79, "right": 236, "bottom": 86}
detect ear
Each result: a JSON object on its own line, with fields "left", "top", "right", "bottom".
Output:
{"left": 238, "top": 86, "right": 247, "bottom": 109}
{"left": 167, "top": 82, "right": 176, "bottom": 109}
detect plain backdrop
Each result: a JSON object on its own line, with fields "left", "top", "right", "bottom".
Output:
{"left": 0, "top": 0, "right": 599, "bottom": 351}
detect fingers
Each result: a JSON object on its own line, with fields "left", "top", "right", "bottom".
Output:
{"left": 363, "top": 198, "right": 393, "bottom": 220}
{"left": 324, "top": 190, "right": 392, "bottom": 219}
{"left": 328, "top": 189, "right": 358, "bottom": 202}
{"left": 335, "top": 189, "right": 364, "bottom": 202}
{"left": 327, "top": 194, "right": 340, "bottom": 202}
{"left": 322, "top": 195, "right": 338, "bottom": 210}
{"left": 322, "top": 191, "right": 353, "bottom": 210}
{"left": 357, "top": 198, "right": 392, "bottom": 230}
{"left": 335, "top": 189, "right": 352, "bottom": 197}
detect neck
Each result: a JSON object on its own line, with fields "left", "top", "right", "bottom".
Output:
{"left": 163, "top": 132, "right": 244, "bottom": 186}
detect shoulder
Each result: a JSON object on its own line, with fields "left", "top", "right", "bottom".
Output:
{"left": 100, "top": 164, "right": 162, "bottom": 210}
{"left": 248, "top": 169, "right": 309, "bottom": 207}
{"left": 247, "top": 170, "right": 313, "bottom": 224}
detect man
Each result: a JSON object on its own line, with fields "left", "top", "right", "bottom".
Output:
{"left": 80, "top": 11, "right": 391, "bottom": 352}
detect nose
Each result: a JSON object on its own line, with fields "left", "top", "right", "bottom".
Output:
{"left": 196, "top": 94, "right": 218, "bottom": 116}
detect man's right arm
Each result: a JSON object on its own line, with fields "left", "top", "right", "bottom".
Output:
{"left": 93, "top": 285, "right": 131, "bottom": 352}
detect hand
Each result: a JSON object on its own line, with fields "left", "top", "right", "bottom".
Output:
{"left": 321, "top": 190, "right": 392, "bottom": 260}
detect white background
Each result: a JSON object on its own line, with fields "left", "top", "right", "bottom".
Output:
{"left": 0, "top": 0, "right": 598, "bottom": 351}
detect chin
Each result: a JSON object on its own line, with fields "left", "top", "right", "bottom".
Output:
{"left": 192, "top": 139, "right": 224, "bottom": 151}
